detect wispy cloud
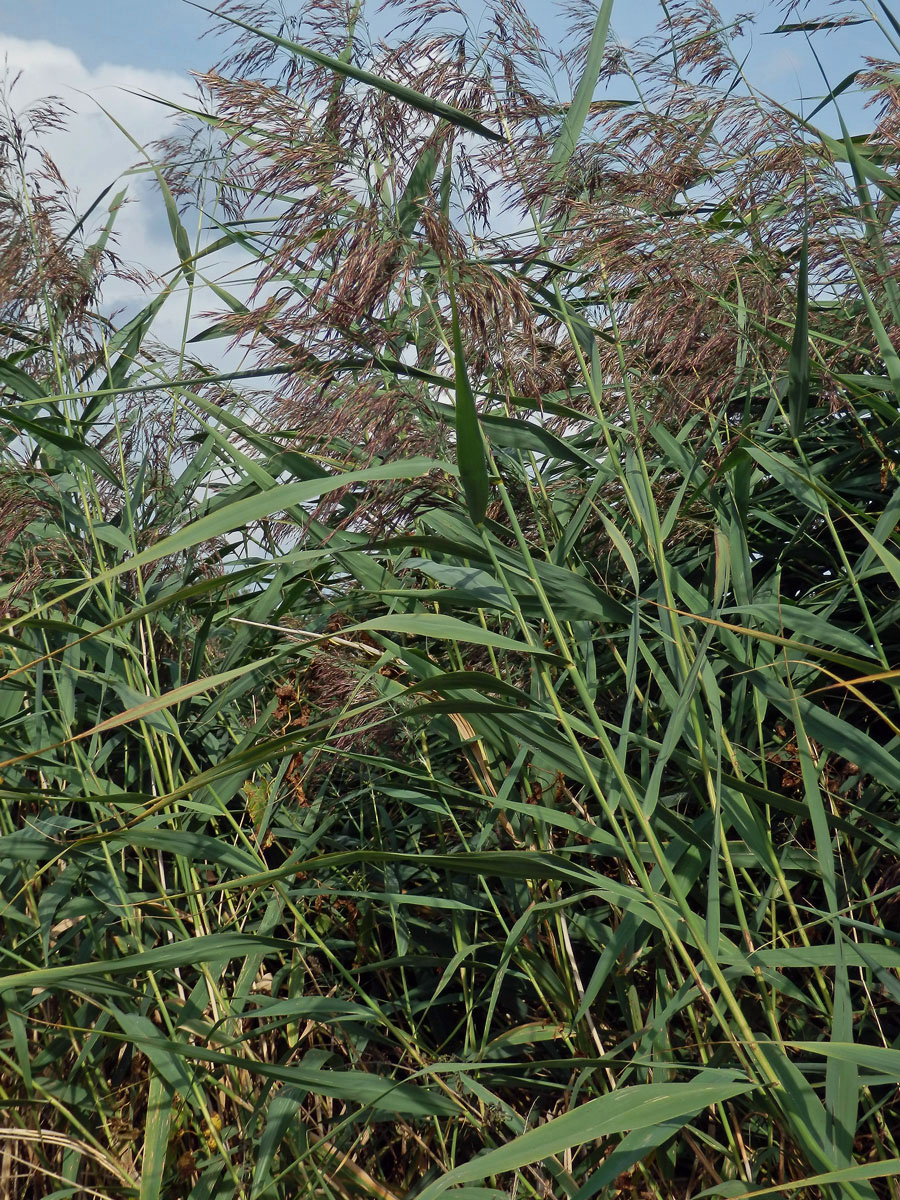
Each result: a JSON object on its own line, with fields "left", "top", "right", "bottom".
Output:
{"left": 0, "top": 33, "right": 248, "bottom": 358}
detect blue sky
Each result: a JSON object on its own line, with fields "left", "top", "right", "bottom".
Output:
{"left": 0, "top": 0, "right": 883, "bottom": 107}
{"left": 1, "top": 0, "right": 216, "bottom": 74}
{"left": 0, "top": 0, "right": 885, "bottom": 341}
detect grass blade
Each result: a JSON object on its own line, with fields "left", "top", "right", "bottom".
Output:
{"left": 191, "top": 3, "right": 502, "bottom": 141}
{"left": 417, "top": 1080, "right": 755, "bottom": 1200}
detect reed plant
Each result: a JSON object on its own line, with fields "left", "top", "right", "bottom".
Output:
{"left": 2, "top": 2, "right": 900, "bottom": 1196}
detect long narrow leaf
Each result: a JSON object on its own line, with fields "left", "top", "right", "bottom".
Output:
{"left": 192, "top": 3, "right": 502, "bottom": 141}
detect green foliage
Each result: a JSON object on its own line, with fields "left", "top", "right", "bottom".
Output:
{"left": 2, "top": 3, "right": 900, "bottom": 1198}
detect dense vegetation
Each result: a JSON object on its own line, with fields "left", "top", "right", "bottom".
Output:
{"left": 2, "top": 1, "right": 900, "bottom": 1196}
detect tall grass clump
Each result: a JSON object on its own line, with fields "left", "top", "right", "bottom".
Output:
{"left": 2, "top": 1, "right": 900, "bottom": 1196}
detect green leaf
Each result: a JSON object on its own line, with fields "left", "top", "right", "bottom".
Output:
{"left": 0, "top": 407, "right": 120, "bottom": 485}
{"left": 848, "top": 267, "right": 900, "bottom": 405}
{"left": 748, "top": 668, "right": 900, "bottom": 793}
{"left": 771, "top": 18, "right": 868, "bottom": 32}
{"left": 120, "top": 1028, "right": 459, "bottom": 1117}
{"left": 0, "top": 933, "right": 295, "bottom": 996}
{"left": 417, "top": 1079, "right": 755, "bottom": 1200}
{"left": 0, "top": 356, "right": 51, "bottom": 403}
{"left": 787, "top": 200, "right": 810, "bottom": 438}
{"left": 0, "top": 657, "right": 279, "bottom": 770}
{"left": 348, "top": 612, "right": 565, "bottom": 662}
{"left": 5, "top": 457, "right": 446, "bottom": 629}
{"left": 397, "top": 144, "right": 439, "bottom": 238}
{"left": 139, "top": 1072, "right": 173, "bottom": 1200}
{"left": 788, "top": 1042, "right": 900, "bottom": 1079}
{"left": 449, "top": 282, "right": 489, "bottom": 525}
{"left": 193, "top": 4, "right": 502, "bottom": 141}
{"left": 251, "top": 1086, "right": 305, "bottom": 1198}
{"left": 695, "top": 1160, "right": 900, "bottom": 1199}
{"left": 549, "top": 0, "right": 614, "bottom": 172}
{"left": 479, "top": 408, "right": 600, "bottom": 469}
{"left": 573, "top": 1119, "right": 684, "bottom": 1199}
{"left": 808, "top": 70, "right": 861, "bottom": 120}
{"left": 94, "top": 103, "right": 196, "bottom": 284}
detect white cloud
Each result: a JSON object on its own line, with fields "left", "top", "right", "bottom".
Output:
{"left": 0, "top": 33, "right": 252, "bottom": 357}
{"left": 1, "top": 35, "right": 187, "bottom": 268}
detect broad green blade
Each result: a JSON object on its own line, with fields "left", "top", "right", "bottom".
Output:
{"left": 549, "top": 0, "right": 615, "bottom": 173}
{"left": 396, "top": 143, "right": 440, "bottom": 238}
{"left": 787, "top": 200, "right": 810, "bottom": 438}
{"left": 448, "top": 282, "right": 489, "bottom": 524}
{"left": 2, "top": 457, "right": 447, "bottom": 629}
{"left": 139, "top": 1072, "right": 173, "bottom": 1200}
{"left": 417, "top": 1079, "right": 755, "bottom": 1200}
